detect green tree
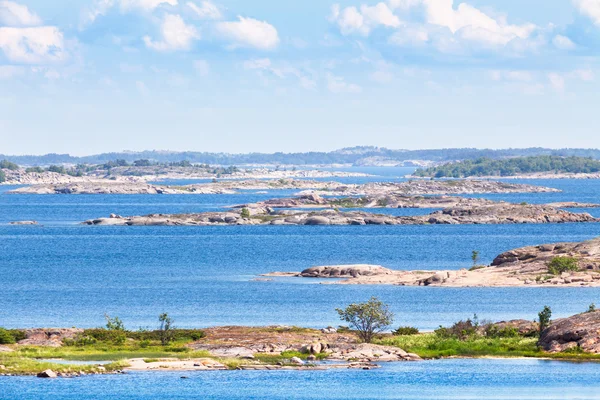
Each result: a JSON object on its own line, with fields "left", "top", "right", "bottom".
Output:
{"left": 336, "top": 297, "right": 394, "bottom": 343}
{"left": 158, "top": 313, "right": 175, "bottom": 346}
{"left": 104, "top": 314, "right": 125, "bottom": 331}
{"left": 240, "top": 208, "right": 251, "bottom": 219}
{"left": 538, "top": 306, "right": 552, "bottom": 336}
{"left": 471, "top": 251, "right": 480, "bottom": 267}
{"left": 0, "top": 170, "right": 5, "bottom": 183}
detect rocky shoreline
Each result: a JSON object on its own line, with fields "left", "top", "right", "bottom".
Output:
{"left": 265, "top": 237, "right": 600, "bottom": 287}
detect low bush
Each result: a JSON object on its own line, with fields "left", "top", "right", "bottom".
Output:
{"left": 0, "top": 328, "right": 16, "bottom": 344}
{"left": 548, "top": 257, "right": 579, "bottom": 275}
{"left": 484, "top": 325, "right": 519, "bottom": 339}
{"left": 392, "top": 326, "right": 420, "bottom": 336}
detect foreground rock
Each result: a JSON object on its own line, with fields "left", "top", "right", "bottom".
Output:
{"left": 84, "top": 203, "right": 597, "bottom": 226}
{"left": 36, "top": 369, "right": 57, "bottom": 378}
{"left": 266, "top": 237, "right": 600, "bottom": 287}
{"left": 539, "top": 310, "right": 600, "bottom": 353}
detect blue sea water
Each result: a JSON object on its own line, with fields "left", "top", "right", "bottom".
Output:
{"left": 2, "top": 359, "right": 600, "bottom": 400}
{"left": 2, "top": 174, "right": 600, "bottom": 398}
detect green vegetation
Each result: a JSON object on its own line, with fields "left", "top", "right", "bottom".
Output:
{"left": 0, "top": 160, "right": 19, "bottom": 170}
{"left": 538, "top": 306, "right": 552, "bottom": 335}
{"left": 240, "top": 208, "right": 251, "bottom": 219}
{"left": 336, "top": 297, "right": 394, "bottom": 343}
{"left": 415, "top": 156, "right": 600, "bottom": 178}
{"left": 0, "top": 170, "right": 5, "bottom": 183}
{"left": 588, "top": 303, "right": 597, "bottom": 313}
{"left": 392, "top": 326, "right": 420, "bottom": 336}
{"left": 548, "top": 257, "right": 580, "bottom": 275}
{"left": 158, "top": 313, "right": 175, "bottom": 346}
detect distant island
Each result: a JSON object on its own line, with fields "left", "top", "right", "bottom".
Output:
{"left": 414, "top": 156, "right": 600, "bottom": 178}
{"left": 3, "top": 147, "right": 600, "bottom": 167}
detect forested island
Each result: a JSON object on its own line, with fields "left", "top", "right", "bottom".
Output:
{"left": 414, "top": 156, "right": 600, "bottom": 178}
{"left": 4, "top": 147, "right": 600, "bottom": 167}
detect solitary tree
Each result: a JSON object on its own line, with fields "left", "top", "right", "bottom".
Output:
{"left": 104, "top": 314, "right": 125, "bottom": 331}
{"left": 471, "top": 251, "right": 480, "bottom": 267}
{"left": 158, "top": 313, "right": 175, "bottom": 346}
{"left": 240, "top": 208, "right": 251, "bottom": 219}
{"left": 336, "top": 297, "right": 394, "bottom": 343}
{"left": 538, "top": 306, "right": 552, "bottom": 336}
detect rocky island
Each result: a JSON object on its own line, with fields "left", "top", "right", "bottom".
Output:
{"left": 83, "top": 201, "right": 597, "bottom": 226}
{"left": 265, "top": 237, "right": 600, "bottom": 287}
{"left": 4, "top": 308, "right": 600, "bottom": 378}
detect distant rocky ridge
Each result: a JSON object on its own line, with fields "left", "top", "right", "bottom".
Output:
{"left": 9, "top": 179, "right": 561, "bottom": 196}
{"left": 265, "top": 237, "right": 600, "bottom": 287}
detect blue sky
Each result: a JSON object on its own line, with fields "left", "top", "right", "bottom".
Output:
{"left": 0, "top": 0, "right": 599, "bottom": 155}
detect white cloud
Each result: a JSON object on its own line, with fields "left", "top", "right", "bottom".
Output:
{"left": 217, "top": 16, "right": 279, "bottom": 50}
{"left": 388, "top": 0, "right": 422, "bottom": 10}
{"left": 120, "top": 0, "right": 178, "bottom": 11}
{"left": 187, "top": 1, "right": 221, "bottom": 19}
{"left": 327, "top": 74, "right": 362, "bottom": 93}
{"left": 573, "top": 0, "right": 600, "bottom": 25}
{"left": 490, "top": 70, "right": 533, "bottom": 82}
{"left": 552, "top": 34, "right": 576, "bottom": 50}
{"left": 421, "top": 0, "right": 535, "bottom": 46}
{"left": 0, "top": 1, "right": 42, "bottom": 26}
{"left": 0, "top": 26, "right": 66, "bottom": 64}
{"left": 143, "top": 14, "right": 199, "bottom": 51}
{"left": 0, "top": 64, "right": 24, "bottom": 78}
{"left": 330, "top": 2, "right": 401, "bottom": 36}
{"left": 548, "top": 72, "right": 565, "bottom": 92}
{"left": 193, "top": 59, "right": 210, "bottom": 76}
{"left": 82, "top": 0, "right": 178, "bottom": 27}
{"left": 571, "top": 69, "right": 595, "bottom": 81}
{"left": 389, "top": 25, "right": 429, "bottom": 46}
{"left": 243, "top": 58, "right": 317, "bottom": 90}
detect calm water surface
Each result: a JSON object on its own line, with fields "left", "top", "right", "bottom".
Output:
{"left": 2, "top": 173, "right": 600, "bottom": 397}
{"left": 2, "top": 359, "right": 600, "bottom": 400}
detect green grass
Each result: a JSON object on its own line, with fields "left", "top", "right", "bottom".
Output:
{"left": 378, "top": 333, "right": 600, "bottom": 361}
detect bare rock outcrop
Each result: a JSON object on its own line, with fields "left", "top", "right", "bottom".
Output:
{"left": 17, "top": 328, "right": 84, "bottom": 347}
{"left": 84, "top": 203, "right": 597, "bottom": 227}
{"left": 300, "top": 265, "right": 395, "bottom": 278}
{"left": 539, "top": 310, "right": 600, "bottom": 353}
{"left": 491, "top": 237, "right": 600, "bottom": 275}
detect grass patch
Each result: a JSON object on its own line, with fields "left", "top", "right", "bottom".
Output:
{"left": 378, "top": 333, "right": 600, "bottom": 361}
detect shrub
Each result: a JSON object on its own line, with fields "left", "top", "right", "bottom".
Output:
{"left": 240, "top": 208, "right": 251, "bottom": 219}
{"left": 25, "top": 166, "right": 44, "bottom": 173}
{"left": 435, "top": 315, "right": 482, "bottom": 341}
{"left": 0, "top": 170, "right": 5, "bottom": 183}
{"left": 392, "top": 326, "right": 420, "bottom": 336}
{"left": 0, "top": 328, "right": 16, "bottom": 344}
{"left": 588, "top": 303, "right": 597, "bottom": 313}
{"left": 485, "top": 325, "right": 519, "bottom": 338}
{"left": 548, "top": 257, "right": 579, "bottom": 275}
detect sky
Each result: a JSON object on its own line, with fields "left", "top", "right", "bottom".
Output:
{"left": 0, "top": 0, "right": 600, "bottom": 155}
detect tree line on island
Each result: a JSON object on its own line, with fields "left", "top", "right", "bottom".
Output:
{"left": 414, "top": 156, "right": 600, "bottom": 178}
{"left": 4, "top": 147, "right": 600, "bottom": 166}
